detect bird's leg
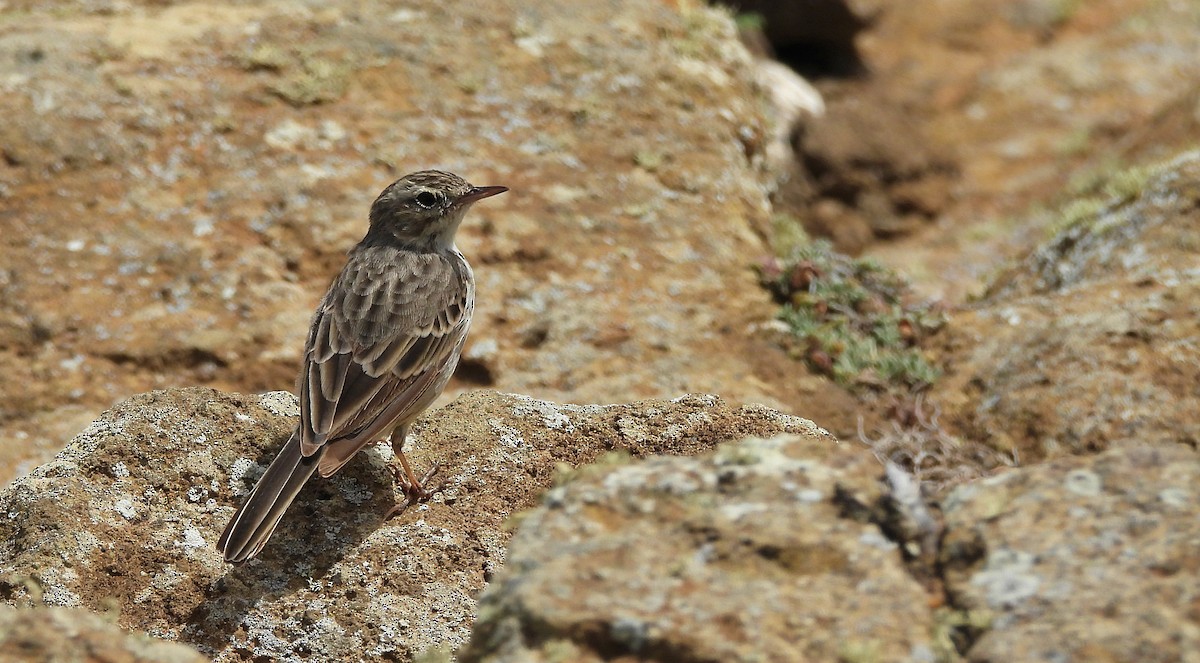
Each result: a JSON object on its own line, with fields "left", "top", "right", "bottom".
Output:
{"left": 385, "top": 423, "right": 444, "bottom": 518}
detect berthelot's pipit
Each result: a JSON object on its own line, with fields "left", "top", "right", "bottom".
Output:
{"left": 218, "top": 170, "right": 506, "bottom": 563}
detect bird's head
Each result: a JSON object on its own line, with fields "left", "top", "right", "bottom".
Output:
{"left": 368, "top": 170, "right": 507, "bottom": 249}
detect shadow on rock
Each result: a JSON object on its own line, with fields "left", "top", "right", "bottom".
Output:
{"left": 185, "top": 440, "right": 400, "bottom": 654}
{"left": 0, "top": 387, "right": 815, "bottom": 660}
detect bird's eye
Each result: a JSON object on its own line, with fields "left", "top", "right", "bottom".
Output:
{"left": 414, "top": 191, "right": 439, "bottom": 208}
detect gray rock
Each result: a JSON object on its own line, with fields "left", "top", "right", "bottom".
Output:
{"left": 461, "top": 433, "right": 939, "bottom": 663}
{"left": 934, "top": 151, "right": 1200, "bottom": 462}
{"left": 0, "top": 387, "right": 812, "bottom": 661}
{"left": 0, "top": 0, "right": 788, "bottom": 482}
{"left": 941, "top": 445, "right": 1200, "bottom": 662}
{"left": 0, "top": 604, "right": 206, "bottom": 663}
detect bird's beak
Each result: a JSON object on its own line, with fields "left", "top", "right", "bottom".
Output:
{"left": 459, "top": 185, "right": 508, "bottom": 204}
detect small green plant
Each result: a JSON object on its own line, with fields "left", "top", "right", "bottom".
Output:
{"left": 238, "top": 42, "right": 354, "bottom": 106}
{"left": 1045, "top": 161, "right": 1158, "bottom": 238}
{"left": 758, "top": 240, "right": 944, "bottom": 390}
{"left": 770, "top": 213, "right": 810, "bottom": 258}
{"left": 269, "top": 53, "right": 352, "bottom": 106}
{"left": 734, "top": 12, "right": 766, "bottom": 31}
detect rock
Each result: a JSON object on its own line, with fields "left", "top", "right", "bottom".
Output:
{"left": 855, "top": 0, "right": 1200, "bottom": 298}
{"left": 6, "top": 384, "right": 1194, "bottom": 662}
{"left": 0, "top": 604, "right": 206, "bottom": 663}
{"left": 754, "top": 58, "right": 825, "bottom": 246}
{"left": 941, "top": 444, "right": 1200, "bottom": 662}
{"left": 0, "top": 0, "right": 791, "bottom": 486}
{"left": 794, "top": 91, "right": 957, "bottom": 249}
{"left": 932, "top": 151, "right": 1200, "bottom": 462}
{"left": 461, "top": 433, "right": 939, "bottom": 663}
{"left": 0, "top": 387, "right": 812, "bottom": 660}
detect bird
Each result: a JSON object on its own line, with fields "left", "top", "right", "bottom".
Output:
{"left": 217, "top": 170, "right": 507, "bottom": 563}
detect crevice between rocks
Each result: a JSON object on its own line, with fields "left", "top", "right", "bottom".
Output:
{"left": 513, "top": 613, "right": 725, "bottom": 663}
{"left": 98, "top": 347, "right": 229, "bottom": 372}
{"left": 834, "top": 466, "right": 989, "bottom": 658}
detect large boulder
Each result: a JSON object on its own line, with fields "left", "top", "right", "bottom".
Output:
{"left": 5, "top": 385, "right": 1195, "bottom": 661}
{"left": 932, "top": 151, "right": 1200, "bottom": 462}
{"left": 941, "top": 445, "right": 1200, "bottom": 662}
{"left": 0, "top": 605, "right": 206, "bottom": 663}
{"left": 0, "top": 387, "right": 812, "bottom": 660}
{"left": 0, "top": 0, "right": 788, "bottom": 484}
{"left": 461, "top": 433, "right": 938, "bottom": 662}
{"left": 461, "top": 429, "right": 1200, "bottom": 663}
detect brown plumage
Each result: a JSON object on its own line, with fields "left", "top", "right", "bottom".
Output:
{"left": 218, "top": 170, "right": 506, "bottom": 563}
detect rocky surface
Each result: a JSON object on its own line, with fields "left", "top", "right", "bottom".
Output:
{"left": 3, "top": 2, "right": 1199, "bottom": 658}
{"left": 0, "top": 604, "right": 207, "bottom": 663}
{"left": 461, "top": 433, "right": 937, "bottom": 663}
{"left": 5, "top": 0, "right": 1200, "bottom": 492}
{"left": 460, "top": 410, "right": 1200, "bottom": 662}
{"left": 858, "top": 0, "right": 1200, "bottom": 296}
{"left": 932, "top": 152, "right": 1200, "bottom": 463}
{"left": 736, "top": 1, "right": 1200, "bottom": 288}
{"left": 0, "top": 0, "right": 806, "bottom": 485}
{"left": 794, "top": 91, "right": 958, "bottom": 252}
{"left": 0, "top": 387, "right": 814, "bottom": 661}
{"left": 4, "top": 384, "right": 1197, "bottom": 662}
{"left": 941, "top": 444, "right": 1200, "bottom": 662}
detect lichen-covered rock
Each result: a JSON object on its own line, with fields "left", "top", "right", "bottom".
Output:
{"left": 933, "top": 151, "right": 1200, "bottom": 462}
{"left": 940, "top": 444, "right": 1200, "bottom": 662}
{"left": 461, "top": 433, "right": 939, "bottom": 663}
{"left": 0, "top": 0, "right": 785, "bottom": 483}
{"left": 0, "top": 387, "right": 811, "bottom": 661}
{"left": 0, "top": 605, "right": 207, "bottom": 663}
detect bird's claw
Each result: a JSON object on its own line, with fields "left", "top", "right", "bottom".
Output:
{"left": 385, "top": 463, "right": 445, "bottom": 519}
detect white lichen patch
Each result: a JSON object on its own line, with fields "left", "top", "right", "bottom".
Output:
{"left": 71, "top": 531, "right": 101, "bottom": 560}
{"left": 713, "top": 436, "right": 835, "bottom": 482}
{"left": 111, "top": 462, "right": 130, "bottom": 478}
{"left": 228, "top": 457, "right": 259, "bottom": 495}
{"left": 381, "top": 517, "right": 458, "bottom": 549}
{"left": 672, "top": 393, "right": 719, "bottom": 406}
{"left": 793, "top": 488, "right": 825, "bottom": 503}
{"left": 264, "top": 118, "right": 318, "bottom": 150}
{"left": 114, "top": 497, "right": 138, "bottom": 520}
{"left": 151, "top": 564, "right": 187, "bottom": 591}
{"left": 717, "top": 501, "right": 768, "bottom": 522}
{"left": 510, "top": 397, "right": 574, "bottom": 431}
{"left": 685, "top": 411, "right": 714, "bottom": 426}
{"left": 259, "top": 390, "right": 300, "bottom": 417}
{"left": 600, "top": 459, "right": 715, "bottom": 497}
{"left": 40, "top": 578, "right": 83, "bottom": 607}
{"left": 1158, "top": 486, "right": 1190, "bottom": 509}
{"left": 1064, "top": 469, "right": 1102, "bottom": 497}
{"left": 489, "top": 419, "right": 528, "bottom": 449}
{"left": 176, "top": 527, "right": 206, "bottom": 549}
{"left": 616, "top": 415, "right": 649, "bottom": 443}
{"left": 858, "top": 530, "right": 898, "bottom": 550}
{"left": 972, "top": 548, "right": 1042, "bottom": 610}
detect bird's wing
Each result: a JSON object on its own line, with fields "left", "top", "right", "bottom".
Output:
{"left": 297, "top": 248, "right": 472, "bottom": 460}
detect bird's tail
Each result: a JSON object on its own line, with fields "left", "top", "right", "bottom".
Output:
{"left": 217, "top": 432, "right": 320, "bottom": 563}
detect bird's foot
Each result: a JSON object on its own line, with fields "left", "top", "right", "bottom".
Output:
{"left": 385, "top": 464, "right": 444, "bottom": 519}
